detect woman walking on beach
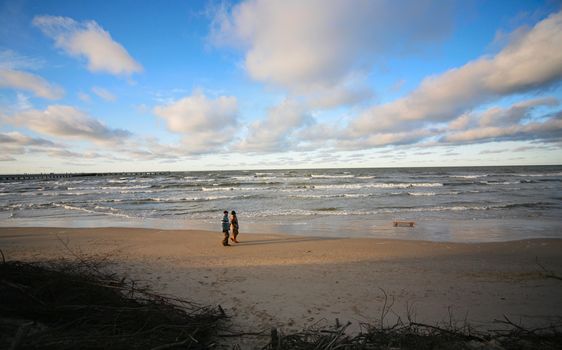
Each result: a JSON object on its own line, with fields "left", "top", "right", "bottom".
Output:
{"left": 230, "top": 210, "right": 239, "bottom": 243}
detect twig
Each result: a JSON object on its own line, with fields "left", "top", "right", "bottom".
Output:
{"left": 409, "top": 321, "right": 469, "bottom": 337}
{"left": 378, "top": 287, "right": 394, "bottom": 328}
{"left": 536, "top": 257, "right": 562, "bottom": 281}
{"left": 218, "top": 330, "right": 268, "bottom": 337}
{"left": 1, "top": 279, "right": 46, "bottom": 306}
{"left": 9, "top": 321, "right": 33, "bottom": 350}
{"left": 324, "top": 322, "right": 351, "bottom": 349}
{"left": 495, "top": 315, "right": 530, "bottom": 334}
{"left": 150, "top": 336, "right": 195, "bottom": 350}
{"left": 55, "top": 234, "right": 101, "bottom": 274}
{"left": 271, "top": 327, "right": 279, "bottom": 350}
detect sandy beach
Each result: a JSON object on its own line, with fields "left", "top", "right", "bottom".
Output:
{"left": 2, "top": 226, "right": 562, "bottom": 347}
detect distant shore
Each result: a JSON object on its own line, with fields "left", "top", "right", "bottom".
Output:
{"left": 2, "top": 226, "right": 562, "bottom": 347}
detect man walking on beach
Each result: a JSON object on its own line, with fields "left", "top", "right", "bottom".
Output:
{"left": 222, "top": 210, "right": 230, "bottom": 246}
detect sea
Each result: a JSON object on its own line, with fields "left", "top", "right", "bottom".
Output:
{"left": 1, "top": 165, "right": 561, "bottom": 242}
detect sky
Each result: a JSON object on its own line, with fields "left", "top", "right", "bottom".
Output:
{"left": 1, "top": 0, "right": 562, "bottom": 173}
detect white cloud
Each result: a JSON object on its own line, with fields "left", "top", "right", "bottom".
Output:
{"left": 477, "top": 97, "right": 558, "bottom": 127}
{"left": 0, "top": 155, "right": 16, "bottom": 161}
{"left": 78, "top": 92, "right": 91, "bottom": 103}
{"left": 336, "top": 129, "right": 436, "bottom": 150}
{"left": 33, "top": 15, "right": 142, "bottom": 76}
{"left": 92, "top": 86, "right": 117, "bottom": 101}
{"left": 0, "top": 68, "right": 64, "bottom": 99}
{"left": 154, "top": 92, "right": 238, "bottom": 133}
{"left": 296, "top": 96, "right": 562, "bottom": 151}
{"left": 212, "top": 0, "right": 452, "bottom": 103}
{"left": 236, "top": 99, "right": 311, "bottom": 152}
{"left": 448, "top": 114, "right": 472, "bottom": 130}
{"left": 0, "top": 129, "right": 128, "bottom": 162}
{"left": 15, "top": 93, "right": 32, "bottom": 110}
{"left": 350, "top": 10, "right": 562, "bottom": 135}
{"left": 306, "top": 85, "right": 373, "bottom": 110}
{"left": 0, "top": 130, "right": 60, "bottom": 160}
{"left": 46, "top": 149, "right": 105, "bottom": 159}
{"left": 479, "top": 149, "right": 509, "bottom": 154}
{"left": 2, "top": 105, "right": 131, "bottom": 144}
{"left": 0, "top": 49, "right": 45, "bottom": 71}
{"left": 0, "top": 131, "right": 56, "bottom": 147}
{"left": 153, "top": 92, "right": 239, "bottom": 154}
{"left": 443, "top": 112, "right": 562, "bottom": 144}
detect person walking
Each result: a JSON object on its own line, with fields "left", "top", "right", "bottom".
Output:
{"left": 221, "top": 210, "right": 230, "bottom": 246}
{"left": 230, "top": 210, "right": 239, "bottom": 243}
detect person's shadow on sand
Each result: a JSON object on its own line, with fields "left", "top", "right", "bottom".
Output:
{"left": 233, "top": 236, "right": 342, "bottom": 246}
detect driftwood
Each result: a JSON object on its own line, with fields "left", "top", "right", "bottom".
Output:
{"left": 393, "top": 221, "right": 415, "bottom": 227}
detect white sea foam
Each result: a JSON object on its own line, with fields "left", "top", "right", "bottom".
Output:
{"left": 290, "top": 193, "right": 373, "bottom": 199}
{"left": 102, "top": 185, "right": 152, "bottom": 190}
{"left": 142, "top": 194, "right": 256, "bottom": 202}
{"left": 311, "top": 174, "right": 355, "bottom": 178}
{"left": 194, "top": 204, "right": 497, "bottom": 219}
{"left": 54, "top": 203, "right": 135, "bottom": 219}
{"left": 314, "top": 182, "right": 443, "bottom": 190}
{"left": 512, "top": 172, "right": 562, "bottom": 177}
{"left": 480, "top": 181, "right": 520, "bottom": 185}
{"left": 450, "top": 175, "right": 487, "bottom": 179}
{"left": 201, "top": 186, "right": 266, "bottom": 192}
{"left": 231, "top": 176, "right": 256, "bottom": 181}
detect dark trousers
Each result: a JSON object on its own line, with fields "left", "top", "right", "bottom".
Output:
{"left": 222, "top": 230, "right": 230, "bottom": 246}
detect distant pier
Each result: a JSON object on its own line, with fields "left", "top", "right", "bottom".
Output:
{"left": 0, "top": 172, "right": 170, "bottom": 181}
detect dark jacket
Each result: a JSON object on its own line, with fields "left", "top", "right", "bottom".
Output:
{"left": 222, "top": 214, "right": 230, "bottom": 231}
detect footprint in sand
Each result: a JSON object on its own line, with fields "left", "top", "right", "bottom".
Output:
{"left": 351, "top": 305, "right": 363, "bottom": 316}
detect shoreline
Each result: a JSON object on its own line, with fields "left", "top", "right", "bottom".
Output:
{"left": 2, "top": 215, "right": 562, "bottom": 243}
{"left": 2, "top": 226, "right": 562, "bottom": 347}
{"left": 3, "top": 224, "right": 562, "bottom": 243}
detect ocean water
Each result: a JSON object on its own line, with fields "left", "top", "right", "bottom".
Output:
{"left": 1, "top": 166, "right": 561, "bottom": 242}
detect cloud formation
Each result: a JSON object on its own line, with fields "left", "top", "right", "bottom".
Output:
{"left": 33, "top": 15, "right": 142, "bottom": 76}
{"left": 153, "top": 92, "right": 239, "bottom": 154}
{"left": 0, "top": 131, "right": 61, "bottom": 160}
{"left": 3, "top": 105, "right": 131, "bottom": 144}
{"left": 236, "top": 99, "right": 311, "bottom": 152}
{"left": 213, "top": 0, "right": 452, "bottom": 104}
{"left": 92, "top": 86, "right": 117, "bottom": 101}
{"left": 0, "top": 131, "right": 56, "bottom": 148}
{"left": 0, "top": 68, "right": 64, "bottom": 99}
{"left": 0, "top": 49, "right": 45, "bottom": 71}
{"left": 442, "top": 101, "right": 562, "bottom": 145}
{"left": 350, "top": 10, "right": 562, "bottom": 135}
{"left": 306, "top": 85, "right": 374, "bottom": 110}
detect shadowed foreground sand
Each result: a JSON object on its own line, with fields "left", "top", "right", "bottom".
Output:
{"left": 2, "top": 227, "right": 561, "bottom": 346}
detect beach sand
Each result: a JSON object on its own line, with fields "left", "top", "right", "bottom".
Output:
{"left": 2, "top": 226, "right": 562, "bottom": 347}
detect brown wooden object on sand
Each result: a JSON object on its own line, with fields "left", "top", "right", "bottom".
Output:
{"left": 393, "top": 221, "right": 415, "bottom": 227}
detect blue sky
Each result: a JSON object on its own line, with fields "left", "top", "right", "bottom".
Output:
{"left": 1, "top": 0, "right": 561, "bottom": 173}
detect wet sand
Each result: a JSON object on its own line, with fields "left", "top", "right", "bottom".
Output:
{"left": 1, "top": 226, "right": 561, "bottom": 347}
